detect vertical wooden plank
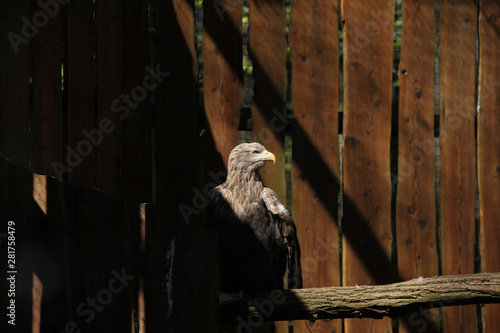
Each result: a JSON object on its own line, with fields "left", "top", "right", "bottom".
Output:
{"left": 39, "top": 177, "right": 80, "bottom": 332}
{"left": 478, "top": 2, "right": 500, "bottom": 332}
{"left": 79, "top": 188, "right": 133, "bottom": 332}
{"left": 67, "top": 0, "right": 95, "bottom": 186}
{"left": 32, "top": 0, "right": 63, "bottom": 176}
{"left": 119, "top": 201, "right": 145, "bottom": 333}
{"left": 341, "top": 0, "right": 395, "bottom": 332}
{"left": 439, "top": 1, "right": 478, "bottom": 332}
{"left": 397, "top": 0, "right": 439, "bottom": 331}
{"left": 142, "top": 203, "right": 171, "bottom": 331}
{"left": 249, "top": 0, "right": 287, "bottom": 203}
{"left": 249, "top": 1, "right": 287, "bottom": 331}
{"left": 202, "top": 0, "right": 243, "bottom": 328}
{"left": 290, "top": 0, "right": 341, "bottom": 332}
{"left": 152, "top": 0, "right": 199, "bottom": 211}
{"left": 0, "top": 1, "right": 31, "bottom": 168}
{"left": 122, "top": 0, "right": 152, "bottom": 203}
{"left": 151, "top": 0, "right": 200, "bottom": 203}
{"left": 144, "top": 204, "right": 175, "bottom": 332}
{"left": 151, "top": 0, "right": 218, "bottom": 331}
{"left": 58, "top": 182, "right": 87, "bottom": 331}
{"left": 96, "top": 0, "right": 123, "bottom": 197}
{"left": 203, "top": 0, "right": 243, "bottom": 171}
{"left": 135, "top": 204, "right": 147, "bottom": 333}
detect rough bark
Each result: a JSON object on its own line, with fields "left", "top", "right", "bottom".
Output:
{"left": 220, "top": 273, "right": 500, "bottom": 322}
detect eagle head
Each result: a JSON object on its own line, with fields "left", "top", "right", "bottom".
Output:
{"left": 228, "top": 142, "right": 276, "bottom": 173}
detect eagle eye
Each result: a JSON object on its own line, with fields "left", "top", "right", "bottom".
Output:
{"left": 251, "top": 150, "right": 260, "bottom": 155}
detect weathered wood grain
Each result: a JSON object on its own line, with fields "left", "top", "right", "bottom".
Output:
{"left": 439, "top": 1, "right": 478, "bottom": 332}
{"left": 478, "top": 2, "right": 500, "bottom": 332}
{"left": 397, "top": 0, "right": 439, "bottom": 331}
{"left": 290, "top": 0, "right": 341, "bottom": 331}
{"left": 249, "top": 0, "right": 287, "bottom": 204}
{"left": 341, "top": 0, "right": 395, "bottom": 331}
{"left": 249, "top": 2, "right": 287, "bottom": 331}
{"left": 220, "top": 272, "right": 500, "bottom": 322}
{"left": 203, "top": 0, "right": 243, "bottom": 172}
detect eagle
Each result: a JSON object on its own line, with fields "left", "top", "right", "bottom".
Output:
{"left": 208, "top": 142, "right": 302, "bottom": 294}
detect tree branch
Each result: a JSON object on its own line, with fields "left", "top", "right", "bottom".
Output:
{"left": 220, "top": 272, "right": 500, "bottom": 322}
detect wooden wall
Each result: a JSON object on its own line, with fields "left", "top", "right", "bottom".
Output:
{"left": 1, "top": 0, "right": 500, "bottom": 332}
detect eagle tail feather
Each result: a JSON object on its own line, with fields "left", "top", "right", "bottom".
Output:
{"left": 288, "top": 238, "right": 303, "bottom": 289}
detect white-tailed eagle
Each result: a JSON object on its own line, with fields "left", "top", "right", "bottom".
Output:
{"left": 208, "top": 142, "right": 302, "bottom": 293}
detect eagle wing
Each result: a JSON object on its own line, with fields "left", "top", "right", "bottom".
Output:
{"left": 261, "top": 188, "right": 303, "bottom": 289}
{"left": 208, "top": 187, "right": 302, "bottom": 292}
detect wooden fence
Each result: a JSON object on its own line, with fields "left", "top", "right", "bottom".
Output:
{"left": 0, "top": 0, "right": 499, "bottom": 332}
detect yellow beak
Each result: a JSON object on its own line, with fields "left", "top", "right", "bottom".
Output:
{"left": 258, "top": 150, "right": 276, "bottom": 164}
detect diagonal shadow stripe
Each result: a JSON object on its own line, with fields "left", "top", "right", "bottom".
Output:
{"left": 199, "top": 1, "right": 440, "bottom": 331}
{"left": 201, "top": 0, "right": 397, "bottom": 285}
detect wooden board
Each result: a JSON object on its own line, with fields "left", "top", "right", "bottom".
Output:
{"left": 31, "top": 0, "right": 63, "bottom": 177}
{"left": 41, "top": 176, "right": 83, "bottom": 332}
{"left": 0, "top": 160, "right": 141, "bottom": 332}
{"left": 79, "top": 187, "right": 133, "bottom": 332}
{"left": 142, "top": 203, "right": 170, "bottom": 331}
{"left": 439, "top": 1, "right": 478, "bottom": 332}
{"left": 57, "top": 181, "right": 87, "bottom": 331}
{"left": 396, "top": 0, "right": 439, "bottom": 331}
{"left": 151, "top": 0, "right": 218, "bottom": 331}
{"left": 249, "top": 0, "right": 287, "bottom": 203}
{"left": 341, "top": 0, "right": 395, "bottom": 331}
{"left": 202, "top": 0, "right": 245, "bottom": 328}
{"left": 289, "top": 0, "right": 341, "bottom": 331}
{"left": 129, "top": 203, "right": 147, "bottom": 333}
{"left": 249, "top": 2, "right": 287, "bottom": 331}
{"left": 96, "top": 0, "right": 123, "bottom": 197}
{"left": 67, "top": 0, "right": 96, "bottom": 187}
{"left": 121, "top": 0, "right": 152, "bottom": 203}
{"left": 0, "top": 1, "right": 31, "bottom": 169}
{"left": 151, "top": 0, "right": 200, "bottom": 207}
{"left": 203, "top": 0, "right": 243, "bottom": 172}
{"left": 31, "top": 173, "right": 135, "bottom": 333}
{"left": 478, "top": 1, "right": 500, "bottom": 331}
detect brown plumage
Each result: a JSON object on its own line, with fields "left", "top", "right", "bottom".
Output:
{"left": 208, "top": 142, "right": 302, "bottom": 293}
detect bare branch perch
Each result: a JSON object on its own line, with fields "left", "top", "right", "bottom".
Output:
{"left": 220, "top": 272, "right": 500, "bottom": 322}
